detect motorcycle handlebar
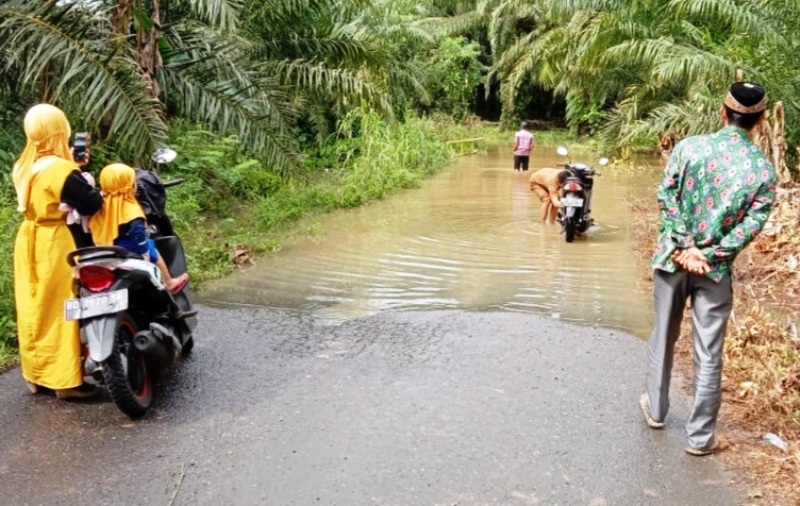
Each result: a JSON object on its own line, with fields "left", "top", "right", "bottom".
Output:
{"left": 162, "top": 178, "right": 185, "bottom": 188}
{"left": 561, "top": 166, "right": 599, "bottom": 175}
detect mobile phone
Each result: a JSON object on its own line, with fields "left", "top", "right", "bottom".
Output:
{"left": 73, "top": 132, "right": 90, "bottom": 164}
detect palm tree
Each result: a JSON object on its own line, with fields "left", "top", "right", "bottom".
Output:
{"left": 422, "top": 0, "right": 800, "bottom": 151}
{"left": 0, "top": 0, "right": 413, "bottom": 172}
{"left": 0, "top": 0, "right": 166, "bottom": 161}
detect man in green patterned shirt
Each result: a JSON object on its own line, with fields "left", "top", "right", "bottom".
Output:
{"left": 639, "top": 82, "right": 777, "bottom": 456}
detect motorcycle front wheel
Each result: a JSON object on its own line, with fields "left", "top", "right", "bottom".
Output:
{"left": 102, "top": 311, "right": 153, "bottom": 418}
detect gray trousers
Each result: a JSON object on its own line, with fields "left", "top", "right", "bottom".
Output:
{"left": 645, "top": 269, "right": 733, "bottom": 449}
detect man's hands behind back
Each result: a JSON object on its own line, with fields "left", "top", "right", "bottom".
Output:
{"left": 672, "top": 247, "right": 711, "bottom": 275}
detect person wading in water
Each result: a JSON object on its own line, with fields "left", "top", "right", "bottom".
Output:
{"left": 513, "top": 121, "right": 535, "bottom": 172}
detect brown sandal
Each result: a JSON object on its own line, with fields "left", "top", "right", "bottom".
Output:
{"left": 55, "top": 384, "right": 101, "bottom": 400}
{"left": 685, "top": 439, "right": 728, "bottom": 456}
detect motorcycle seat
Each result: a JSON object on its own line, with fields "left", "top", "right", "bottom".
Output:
{"left": 67, "top": 246, "right": 141, "bottom": 266}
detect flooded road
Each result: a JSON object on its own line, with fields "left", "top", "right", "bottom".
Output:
{"left": 201, "top": 146, "right": 661, "bottom": 337}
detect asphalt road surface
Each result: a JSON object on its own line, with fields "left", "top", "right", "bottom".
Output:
{"left": 0, "top": 307, "right": 740, "bottom": 505}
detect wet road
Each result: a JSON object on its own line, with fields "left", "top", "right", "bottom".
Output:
{"left": 0, "top": 307, "right": 739, "bottom": 505}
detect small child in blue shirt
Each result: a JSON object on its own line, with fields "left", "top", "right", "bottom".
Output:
{"left": 89, "top": 163, "right": 188, "bottom": 293}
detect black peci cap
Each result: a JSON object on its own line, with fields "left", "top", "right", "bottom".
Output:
{"left": 724, "top": 82, "right": 767, "bottom": 113}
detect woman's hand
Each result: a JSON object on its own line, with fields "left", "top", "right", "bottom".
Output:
{"left": 70, "top": 146, "right": 91, "bottom": 168}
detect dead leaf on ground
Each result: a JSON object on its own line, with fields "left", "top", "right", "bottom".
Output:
{"left": 232, "top": 245, "right": 256, "bottom": 267}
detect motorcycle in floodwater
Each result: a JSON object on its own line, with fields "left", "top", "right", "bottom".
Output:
{"left": 555, "top": 146, "right": 609, "bottom": 243}
{"left": 63, "top": 148, "right": 197, "bottom": 418}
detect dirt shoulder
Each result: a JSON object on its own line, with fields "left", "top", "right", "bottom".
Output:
{"left": 630, "top": 188, "right": 800, "bottom": 505}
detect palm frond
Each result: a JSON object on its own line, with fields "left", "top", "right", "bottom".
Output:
{"left": 182, "top": 0, "right": 243, "bottom": 32}
{"left": 266, "top": 58, "right": 393, "bottom": 118}
{"left": 413, "top": 11, "right": 485, "bottom": 37}
{"left": 161, "top": 25, "right": 302, "bottom": 171}
{"left": 0, "top": 0, "right": 166, "bottom": 160}
{"left": 251, "top": 34, "right": 386, "bottom": 69}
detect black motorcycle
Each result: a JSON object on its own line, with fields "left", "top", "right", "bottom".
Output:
{"left": 63, "top": 148, "right": 196, "bottom": 418}
{"left": 555, "top": 146, "right": 609, "bottom": 243}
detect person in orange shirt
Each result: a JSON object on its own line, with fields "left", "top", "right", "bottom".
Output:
{"left": 529, "top": 168, "right": 571, "bottom": 223}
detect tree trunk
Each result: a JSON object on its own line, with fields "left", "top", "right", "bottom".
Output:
{"left": 771, "top": 102, "right": 791, "bottom": 185}
{"left": 136, "top": 0, "right": 163, "bottom": 98}
{"left": 752, "top": 112, "right": 772, "bottom": 163}
{"left": 112, "top": 0, "right": 133, "bottom": 36}
{"left": 735, "top": 69, "right": 792, "bottom": 184}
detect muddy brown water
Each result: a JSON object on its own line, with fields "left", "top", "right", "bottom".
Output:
{"left": 199, "top": 146, "right": 662, "bottom": 337}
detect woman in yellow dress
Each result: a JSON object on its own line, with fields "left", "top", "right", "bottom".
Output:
{"left": 12, "top": 104, "right": 103, "bottom": 399}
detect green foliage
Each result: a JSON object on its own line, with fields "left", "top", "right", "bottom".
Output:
{"left": 259, "top": 185, "right": 326, "bottom": 230}
{"left": 0, "top": 0, "right": 415, "bottom": 171}
{"left": 425, "top": 0, "right": 800, "bottom": 157}
{"left": 565, "top": 91, "right": 606, "bottom": 136}
{"left": 259, "top": 109, "right": 451, "bottom": 225}
{"left": 0, "top": 175, "right": 19, "bottom": 354}
{"left": 0, "top": 124, "right": 21, "bottom": 353}
{"left": 163, "top": 124, "right": 282, "bottom": 214}
{"left": 0, "top": 126, "right": 23, "bottom": 171}
{"left": 426, "top": 37, "right": 486, "bottom": 119}
{"left": 335, "top": 108, "right": 451, "bottom": 205}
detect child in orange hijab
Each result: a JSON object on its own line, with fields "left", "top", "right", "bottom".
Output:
{"left": 90, "top": 163, "right": 188, "bottom": 293}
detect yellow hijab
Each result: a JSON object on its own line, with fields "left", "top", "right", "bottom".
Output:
{"left": 90, "top": 163, "right": 145, "bottom": 246}
{"left": 12, "top": 104, "right": 76, "bottom": 212}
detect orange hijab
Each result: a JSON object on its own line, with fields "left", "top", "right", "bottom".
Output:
{"left": 90, "top": 164, "right": 145, "bottom": 246}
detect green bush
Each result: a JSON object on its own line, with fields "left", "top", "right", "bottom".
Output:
{"left": 337, "top": 109, "right": 451, "bottom": 206}
{"left": 0, "top": 175, "right": 19, "bottom": 356}
{"left": 425, "top": 37, "right": 486, "bottom": 120}
{"left": 254, "top": 110, "right": 451, "bottom": 230}
{"left": 164, "top": 125, "right": 281, "bottom": 215}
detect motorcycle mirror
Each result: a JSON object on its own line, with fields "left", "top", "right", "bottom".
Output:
{"left": 152, "top": 148, "right": 178, "bottom": 164}
{"left": 556, "top": 146, "right": 569, "bottom": 157}
{"left": 598, "top": 157, "right": 609, "bottom": 166}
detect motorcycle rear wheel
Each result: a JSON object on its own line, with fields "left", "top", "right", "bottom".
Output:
{"left": 102, "top": 311, "right": 153, "bottom": 418}
{"left": 565, "top": 220, "right": 577, "bottom": 243}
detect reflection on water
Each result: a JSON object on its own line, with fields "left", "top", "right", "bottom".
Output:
{"left": 199, "top": 146, "right": 662, "bottom": 337}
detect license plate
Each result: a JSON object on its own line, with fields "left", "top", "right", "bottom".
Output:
{"left": 64, "top": 289, "right": 128, "bottom": 321}
{"left": 563, "top": 195, "right": 584, "bottom": 207}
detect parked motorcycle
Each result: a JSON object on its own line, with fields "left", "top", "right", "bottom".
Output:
{"left": 555, "top": 146, "right": 609, "bottom": 243}
{"left": 63, "top": 148, "right": 197, "bottom": 418}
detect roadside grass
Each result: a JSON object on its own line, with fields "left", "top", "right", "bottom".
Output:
{"left": 628, "top": 193, "right": 800, "bottom": 504}
{"left": 0, "top": 343, "right": 17, "bottom": 373}
{"left": 0, "top": 176, "right": 18, "bottom": 362}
